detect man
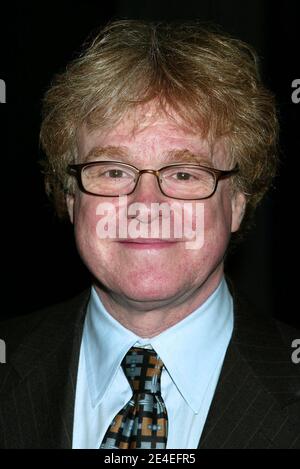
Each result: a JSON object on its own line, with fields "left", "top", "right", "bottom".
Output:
{"left": 0, "top": 20, "right": 299, "bottom": 449}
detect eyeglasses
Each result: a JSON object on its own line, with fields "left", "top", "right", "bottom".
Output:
{"left": 67, "top": 161, "right": 239, "bottom": 200}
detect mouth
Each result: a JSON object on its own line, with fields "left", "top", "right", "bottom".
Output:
{"left": 117, "top": 238, "right": 179, "bottom": 249}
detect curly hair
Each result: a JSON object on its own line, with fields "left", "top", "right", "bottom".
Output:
{"left": 40, "top": 20, "right": 279, "bottom": 231}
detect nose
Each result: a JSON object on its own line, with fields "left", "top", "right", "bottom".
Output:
{"left": 125, "top": 171, "right": 177, "bottom": 233}
{"left": 128, "top": 172, "right": 166, "bottom": 204}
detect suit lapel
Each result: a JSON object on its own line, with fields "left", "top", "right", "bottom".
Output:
{"left": 198, "top": 293, "right": 300, "bottom": 449}
{"left": 0, "top": 290, "right": 89, "bottom": 448}
{"left": 46, "top": 312, "right": 85, "bottom": 448}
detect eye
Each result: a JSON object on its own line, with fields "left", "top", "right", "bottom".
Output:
{"left": 84, "top": 164, "right": 135, "bottom": 181}
{"left": 167, "top": 170, "right": 201, "bottom": 182}
{"left": 100, "top": 166, "right": 134, "bottom": 180}
{"left": 172, "top": 171, "right": 195, "bottom": 181}
{"left": 104, "top": 169, "right": 127, "bottom": 178}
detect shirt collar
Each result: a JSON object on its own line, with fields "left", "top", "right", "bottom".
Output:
{"left": 84, "top": 277, "right": 233, "bottom": 413}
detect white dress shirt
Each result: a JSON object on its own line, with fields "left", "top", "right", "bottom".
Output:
{"left": 72, "top": 277, "right": 233, "bottom": 449}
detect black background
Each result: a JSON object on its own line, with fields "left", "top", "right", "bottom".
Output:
{"left": 1, "top": 0, "right": 299, "bottom": 326}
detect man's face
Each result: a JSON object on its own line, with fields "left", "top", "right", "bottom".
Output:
{"left": 67, "top": 107, "right": 245, "bottom": 309}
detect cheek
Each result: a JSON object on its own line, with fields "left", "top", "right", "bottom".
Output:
{"left": 73, "top": 195, "right": 109, "bottom": 261}
{"left": 172, "top": 196, "right": 232, "bottom": 277}
{"left": 74, "top": 197, "right": 95, "bottom": 236}
{"left": 195, "top": 194, "right": 233, "bottom": 257}
{"left": 170, "top": 198, "right": 229, "bottom": 244}
{"left": 194, "top": 194, "right": 231, "bottom": 235}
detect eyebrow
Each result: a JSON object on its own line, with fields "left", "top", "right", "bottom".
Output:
{"left": 84, "top": 146, "right": 212, "bottom": 166}
{"left": 84, "top": 146, "right": 129, "bottom": 161}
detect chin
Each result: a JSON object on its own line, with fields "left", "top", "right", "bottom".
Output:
{"left": 125, "top": 280, "right": 188, "bottom": 303}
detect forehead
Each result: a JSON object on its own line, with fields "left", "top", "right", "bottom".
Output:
{"left": 77, "top": 105, "right": 227, "bottom": 166}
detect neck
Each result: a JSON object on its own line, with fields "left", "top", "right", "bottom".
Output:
{"left": 94, "top": 266, "right": 224, "bottom": 337}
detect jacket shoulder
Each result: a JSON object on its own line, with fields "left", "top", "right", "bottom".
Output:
{"left": 275, "top": 319, "right": 300, "bottom": 345}
{"left": 0, "top": 289, "right": 91, "bottom": 355}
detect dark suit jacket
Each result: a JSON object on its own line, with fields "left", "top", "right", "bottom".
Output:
{"left": 0, "top": 288, "right": 300, "bottom": 449}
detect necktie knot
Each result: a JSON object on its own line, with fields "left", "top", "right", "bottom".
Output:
{"left": 121, "top": 347, "right": 163, "bottom": 394}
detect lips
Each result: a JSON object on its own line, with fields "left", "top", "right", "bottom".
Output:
{"left": 118, "top": 238, "right": 177, "bottom": 243}
{"left": 117, "top": 238, "right": 179, "bottom": 249}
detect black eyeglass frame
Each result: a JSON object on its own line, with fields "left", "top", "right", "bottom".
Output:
{"left": 67, "top": 161, "right": 239, "bottom": 200}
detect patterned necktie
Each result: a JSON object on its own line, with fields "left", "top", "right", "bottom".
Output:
{"left": 100, "top": 347, "right": 168, "bottom": 449}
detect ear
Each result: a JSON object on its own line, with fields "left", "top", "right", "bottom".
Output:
{"left": 231, "top": 192, "right": 246, "bottom": 233}
{"left": 66, "top": 194, "right": 75, "bottom": 224}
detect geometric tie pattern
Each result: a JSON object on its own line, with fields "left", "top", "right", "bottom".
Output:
{"left": 100, "top": 347, "right": 168, "bottom": 449}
